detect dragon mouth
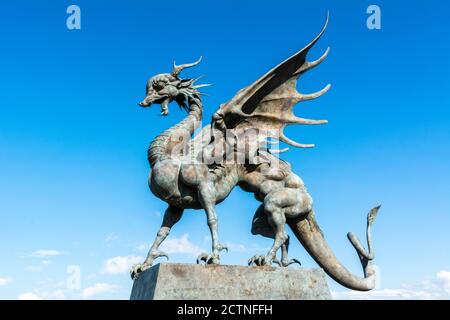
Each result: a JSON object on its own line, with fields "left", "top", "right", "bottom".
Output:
{"left": 138, "top": 94, "right": 168, "bottom": 108}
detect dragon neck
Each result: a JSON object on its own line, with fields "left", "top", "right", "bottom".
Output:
{"left": 148, "top": 94, "right": 203, "bottom": 167}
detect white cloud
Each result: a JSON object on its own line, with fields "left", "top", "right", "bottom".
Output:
{"left": 225, "top": 241, "right": 269, "bottom": 253}
{"left": 0, "top": 277, "right": 12, "bottom": 286}
{"left": 27, "top": 266, "right": 43, "bottom": 272}
{"left": 18, "top": 292, "right": 43, "bottom": 300}
{"left": 332, "top": 270, "right": 450, "bottom": 300}
{"left": 105, "top": 233, "right": 118, "bottom": 243}
{"left": 81, "top": 283, "right": 119, "bottom": 299}
{"left": 160, "top": 234, "right": 204, "bottom": 257}
{"left": 225, "top": 242, "right": 247, "bottom": 252}
{"left": 201, "top": 239, "right": 268, "bottom": 254}
{"left": 18, "top": 289, "right": 66, "bottom": 300}
{"left": 437, "top": 270, "right": 450, "bottom": 294}
{"left": 333, "top": 288, "right": 440, "bottom": 300}
{"left": 31, "top": 250, "right": 62, "bottom": 258}
{"left": 16, "top": 277, "right": 71, "bottom": 300}
{"left": 41, "top": 290, "right": 65, "bottom": 300}
{"left": 153, "top": 211, "right": 161, "bottom": 217}
{"left": 27, "top": 259, "right": 53, "bottom": 272}
{"left": 103, "top": 255, "right": 143, "bottom": 275}
{"left": 48, "top": 290, "right": 65, "bottom": 300}
{"left": 87, "top": 273, "right": 97, "bottom": 280}
{"left": 136, "top": 244, "right": 149, "bottom": 252}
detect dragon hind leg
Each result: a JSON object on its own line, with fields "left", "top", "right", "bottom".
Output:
{"left": 279, "top": 236, "right": 301, "bottom": 267}
{"left": 249, "top": 203, "right": 301, "bottom": 267}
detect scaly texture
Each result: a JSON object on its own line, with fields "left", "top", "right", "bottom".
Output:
{"left": 147, "top": 94, "right": 202, "bottom": 167}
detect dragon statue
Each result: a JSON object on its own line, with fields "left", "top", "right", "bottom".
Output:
{"left": 132, "top": 14, "right": 381, "bottom": 291}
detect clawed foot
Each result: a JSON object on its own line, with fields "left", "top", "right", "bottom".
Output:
{"left": 196, "top": 252, "right": 220, "bottom": 265}
{"left": 248, "top": 255, "right": 301, "bottom": 267}
{"left": 248, "top": 255, "right": 277, "bottom": 266}
{"left": 130, "top": 262, "right": 151, "bottom": 280}
{"left": 130, "top": 250, "right": 169, "bottom": 280}
{"left": 277, "top": 258, "right": 301, "bottom": 267}
{"left": 197, "top": 244, "right": 228, "bottom": 265}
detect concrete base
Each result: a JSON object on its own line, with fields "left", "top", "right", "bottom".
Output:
{"left": 130, "top": 263, "right": 332, "bottom": 300}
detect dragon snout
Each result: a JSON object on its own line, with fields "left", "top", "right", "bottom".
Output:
{"left": 139, "top": 99, "right": 152, "bottom": 107}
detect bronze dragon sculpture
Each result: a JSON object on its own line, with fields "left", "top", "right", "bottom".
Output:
{"left": 132, "top": 15, "right": 381, "bottom": 291}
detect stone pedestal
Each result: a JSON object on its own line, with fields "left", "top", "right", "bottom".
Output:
{"left": 130, "top": 263, "right": 331, "bottom": 300}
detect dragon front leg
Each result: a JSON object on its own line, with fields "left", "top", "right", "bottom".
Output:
{"left": 131, "top": 205, "right": 183, "bottom": 280}
{"left": 197, "top": 181, "right": 228, "bottom": 265}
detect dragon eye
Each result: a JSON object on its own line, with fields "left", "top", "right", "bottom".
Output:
{"left": 152, "top": 80, "right": 167, "bottom": 90}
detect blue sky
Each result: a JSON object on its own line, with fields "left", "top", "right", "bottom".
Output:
{"left": 0, "top": 0, "right": 449, "bottom": 299}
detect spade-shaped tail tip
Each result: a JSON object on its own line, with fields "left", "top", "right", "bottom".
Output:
{"left": 367, "top": 205, "right": 381, "bottom": 225}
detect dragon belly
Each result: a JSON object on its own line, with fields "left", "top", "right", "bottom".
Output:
{"left": 149, "top": 160, "right": 209, "bottom": 209}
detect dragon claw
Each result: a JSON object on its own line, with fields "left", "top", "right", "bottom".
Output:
{"left": 248, "top": 255, "right": 274, "bottom": 267}
{"left": 197, "top": 252, "right": 220, "bottom": 265}
{"left": 130, "top": 262, "right": 151, "bottom": 280}
{"left": 281, "top": 258, "right": 301, "bottom": 267}
{"left": 216, "top": 244, "right": 228, "bottom": 253}
{"left": 272, "top": 258, "right": 282, "bottom": 267}
{"left": 148, "top": 250, "right": 169, "bottom": 263}
{"left": 130, "top": 250, "right": 169, "bottom": 280}
{"left": 248, "top": 255, "right": 299, "bottom": 267}
{"left": 247, "top": 256, "right": 257, "bottom": 266}
{"left": 156, "top": 251, "right": 169, "bottom": 261}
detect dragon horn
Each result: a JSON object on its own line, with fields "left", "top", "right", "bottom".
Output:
{"left": 172, "top": 56, "right": 203, "bottom": 77}
{"left": 194, "top": 83, "right": 213, "bottom": 89}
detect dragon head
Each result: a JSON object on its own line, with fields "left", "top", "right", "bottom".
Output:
{"left": 139, "top": 57, "right": 208, "bottom": 116}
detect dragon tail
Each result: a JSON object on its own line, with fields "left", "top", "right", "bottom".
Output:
{"left": 288, "top": 206, "right": 381, "bottom": 291}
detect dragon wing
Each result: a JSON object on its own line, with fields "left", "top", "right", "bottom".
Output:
{"left": 213, "top": 14, "right": 330, "bottom": 153}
